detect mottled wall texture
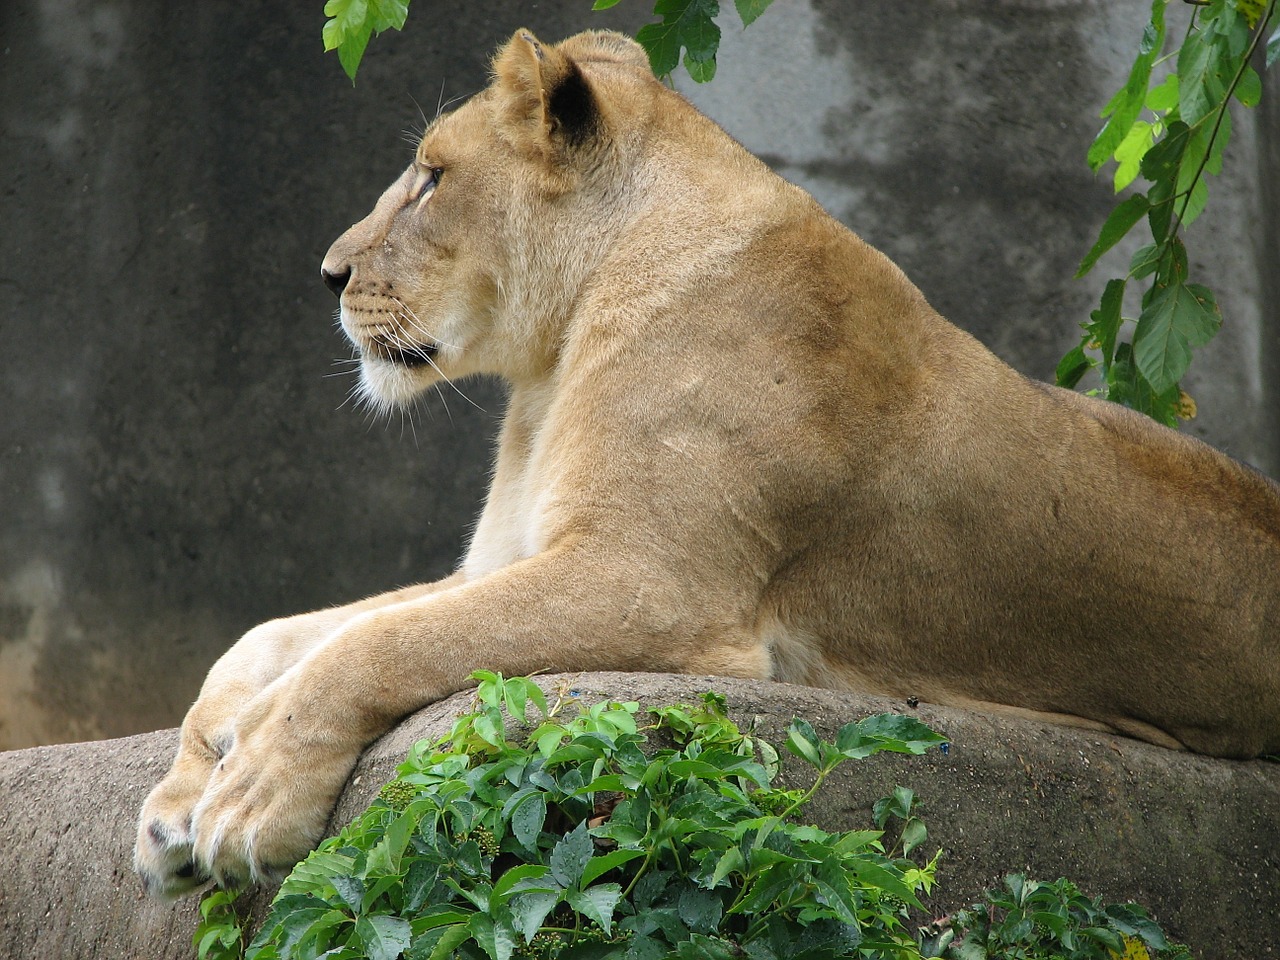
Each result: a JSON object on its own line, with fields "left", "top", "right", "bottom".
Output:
{"left": 1, "top": 0, "right": 1276, "bottom": 749}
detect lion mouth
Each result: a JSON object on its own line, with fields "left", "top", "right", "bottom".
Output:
{"left": 368, "top": 341, "right": 439, "bottom": 367}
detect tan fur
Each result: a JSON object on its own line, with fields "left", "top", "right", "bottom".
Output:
{"left": 135, "top": 29, "right": 1280, "bottom": 896}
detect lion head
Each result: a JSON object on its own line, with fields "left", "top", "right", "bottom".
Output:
{"left": 320, "top": 29, "right": 657, "bottom": 412}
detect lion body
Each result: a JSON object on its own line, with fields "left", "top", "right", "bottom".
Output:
{"left": 135, "top": 29, "right": 1280, "bottom": 896}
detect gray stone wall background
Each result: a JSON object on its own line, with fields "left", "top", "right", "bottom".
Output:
{"left": 0, "top": 0, "right": 1276, "bottom": 750}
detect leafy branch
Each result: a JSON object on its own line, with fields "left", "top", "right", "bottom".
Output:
{"left": 321, "top": 1, "right": 777, "bottom": 84}
{"left": 195, "top": 673, "right": 1191, "bottom": 960}
{"left": 1058, "top": 0, "right": 1279, "bottom": 426}
{"left": 322, "top": 0, "right": 411, "bottom": 82}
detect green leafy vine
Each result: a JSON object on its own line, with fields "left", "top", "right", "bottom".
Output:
{"left": 1059, "top": 0, "right": 1279, "bottom": 426}
{"left": 321, "top": 1, "right": 776, "bottom": 85}
{"left": 195, "top": 673, "right": 1189, "bottom": 960}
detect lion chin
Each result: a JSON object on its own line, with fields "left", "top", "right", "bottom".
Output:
{"left": 135, "top": 26, "right": 1280, "bottom": 898}
{"left": 356, "top": 355, "right": 434, "bottom": 412}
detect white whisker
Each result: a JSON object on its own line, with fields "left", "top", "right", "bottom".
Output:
{"left": 434, "top": 80, "right": 447, "bottom": 122}
{"left": 425, "top": 354, "right": 484, "bottom": 412}
{"left": 432, "top": 382, "right": 453, "bottom": 425}
{"left": 389, "top": 296, "right": 463, "bottom": 351}
{"left": 410, "top": 92, "right": 430, "bottom": 132}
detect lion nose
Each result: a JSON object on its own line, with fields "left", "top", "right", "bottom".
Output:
{"left": 321, "top": 266, "right": 351, "bottom": 297}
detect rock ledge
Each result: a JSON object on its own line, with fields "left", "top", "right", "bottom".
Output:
{"left": 1, "top": 673, "right": 1276, "bottom": 958}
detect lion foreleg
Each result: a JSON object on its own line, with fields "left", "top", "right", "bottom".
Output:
{"left": 134, "top": 576, "right": 462, "bottom": 896}
{"left": 185, "top": 546, "right": 764, "bottom": 887}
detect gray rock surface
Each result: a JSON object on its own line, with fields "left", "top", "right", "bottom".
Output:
{"left": 1, "top": 674, "right": 1276, "bottom": 958}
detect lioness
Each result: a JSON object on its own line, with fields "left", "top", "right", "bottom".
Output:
{"left": 135, "top": 28, "right": 1280, "bottom": 897}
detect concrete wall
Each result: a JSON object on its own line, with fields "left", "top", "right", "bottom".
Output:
{"left": 1, "top": 1, "right": 1276, "bottom": 749}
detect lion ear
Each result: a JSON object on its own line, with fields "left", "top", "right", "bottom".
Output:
{"left": 556, "top": 30, "right": 650, "bottom": 71}
{"left": 493, "top": 29, "right": 599, "bottom": 152}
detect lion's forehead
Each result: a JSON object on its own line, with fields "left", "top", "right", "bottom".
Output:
{"left": 416, "top": 90, "right": 499, "bottom": 158}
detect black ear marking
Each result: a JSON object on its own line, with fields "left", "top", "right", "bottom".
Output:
{"left": 547, "top": 62, "right": 597, "bottom": 147}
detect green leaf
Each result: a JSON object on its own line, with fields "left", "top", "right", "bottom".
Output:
{"left": 580, "top": 849, "right": 647, "bottom": 888}
{"left": 1174, "top": 125, "right": 1216, "bottom": 227}
{"left": 837, "top": 713, "right": 946, "bottom": 757}
{"left": 1206, "top": 105, "right": 1231, "bottom": 177}
{"left": 900, "top": 818, "right": 928, "bottom": 855}
{"left": 492, "top": 864, "right": 552, "bottom": 904}
{"left": 509, "top": 890, "right": 562, "bottom": 945}
{"left": 323, "top": 0, "right": 367, "bottom": 42}
{"left": 1176, "top": 176, "right": 1210, "bottom": 227}
{"left": 247, "top": 896, "right": 327, "bottom": 954}
{"left": 684, "top": 52, "right": 718, "bottom": 82}
{"left": 677, "top": 885, "right": 724, "bottom": 934}
{"left": 1216, "top": 2, "right": 1251, "bottom": 56}
{"left": 1139, "top": 122, "right": 1190, "bottom": 242}
{"left": 467, "top": 913, "right": 518, "bottom": 960}
{"left": 337, "top": 21, "right": 374, "bottom": 82}
{"left": 1178, "top": 29, "right": 1230, "bottom": 127}
{"left": 454, "top": 838, "right": 486, "bottom": 879}
{"left": 1133, "top": 279, "right": 1221, "bottom": 392}
{"left": 1234, "top": 64, "right": 1262, "bottom": 106}
{"left": 808, "top": 871, "right": 859, "bottom": 925}
{"left": 847, "top": 858, "right": 922, "bottom": 909}
{"left": 279, "top": 852, "right": 357, "bottom": 897}
{"left": 473, "top": 709, "right": 505, "bottom": 747}
{"left": 332, "top": 875, "right": 366, "bottom": 914}
{"left": 404, "top": 861, "right": 441, "bottom": 913}
{"left": 679, "top": 6, "right": 721, "bottom": 63}
{"left": 410, "top": 906, "right": 474, "bottom": 935}
{"left": 356, "top": 914, "right": 411, "bottom": 960}
{"left": 593, "top": 0, "right": 624, "bottom": 7}
{"left": 1139, "top": 120, "right": 1191, "bottom": 183}
{"left": 1129, "top": 244, "right": 1160, "bottom": 279}
{"left": 370, "top": 0, "right": 409, "bottom": 32}
{"left": 509, "top": 791, "right": 546, "bottom": 850}
{"left": 888, "top": 785, "right": 916, "bottom": 821}
{"left": 734, "top": 0, "right": 775, "bottom": 26}
{"left": 1087, "top": 0, "right": 1165, "bottom": 171}
{"left": 1087, "top": 278, "right": 1127, "bottom": 376}
{"left": 784, "top": 719, "right": 823, "bottom": 768}
{"left": 708, "top": 847, "right": 745, "bottom": 888}
{"left": 550, "top": 821, "right": 595, "bottom": 889}
{"left": 1112, "top": 120, "right": 1154, "bottom": 191}
{"left": 1076, "top": 193, "right": 1150, "bottom": 278}
{"left": 322, "top": 0, "right": 408, "bottom": 81}
{"left": 673, "top": 934, "right": 740, "bottom": 960}
{"left": 366, "top": 807, "right": 414, "bottom": 877}
{"left": 510, "top": 677, "right": 548, "bottom": 725}
{"left": 636, "top": 0, "right": 723, "bottom": 82}
{"left": 1055, "top": 344, "right": 1092, "bottom": 389}
{"left": 637, "top": 15, "right": 686, "bottom": 76}
{"left": 1144, "top": 73, "right": 1179, "bottom": 111}
{"left": 567, "top": 883, "right": 624, "bottom": 935}
{"left": 427, "top": 923, "right": 473, "bottom": 960}
{"left": 534, "top": 725, "right": 567, "bottom": 757}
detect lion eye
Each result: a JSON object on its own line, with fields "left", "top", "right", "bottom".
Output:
{"left": 411, "top": 167, "right": 443, "bottom": 206}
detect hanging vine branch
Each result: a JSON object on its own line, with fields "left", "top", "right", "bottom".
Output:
{"left": 1058, "top": 0, "right": 1279, "bottom": 426}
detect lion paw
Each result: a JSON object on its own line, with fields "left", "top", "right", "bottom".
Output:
{"left": 188, "top": 749, "right": 335, "bottom": 889}
{"left": 134, "top": 777, "right": 213, "bottom": 899}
